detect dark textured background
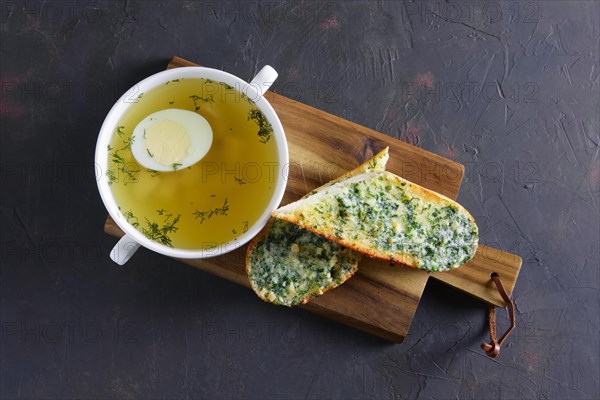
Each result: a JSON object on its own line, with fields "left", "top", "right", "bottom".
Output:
{"left": 1, "top": 1, "right": 599, "bottom": 399}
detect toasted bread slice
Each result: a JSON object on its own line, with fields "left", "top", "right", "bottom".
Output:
{"left": 272, "top": 171, "right": 478, "bottom": 272}
{"left": 246, "top": 219, "right": 362, "bottom": 306}
{"left": 246, "top": 148, "right": 389, "bottom": 306}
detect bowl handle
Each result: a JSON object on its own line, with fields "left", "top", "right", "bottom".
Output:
{"left": 249, "top": 65, "right": 278, "bottom": 98}
{"left": 110, "top": 234, "right": 141, "bottom": 265}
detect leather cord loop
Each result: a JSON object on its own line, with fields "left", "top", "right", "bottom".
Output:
{"left": 481, "top": 272, "right": 515, "bottom": 358}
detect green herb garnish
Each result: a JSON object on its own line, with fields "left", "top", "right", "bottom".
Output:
{"left": 115, "top": 126, "right": 134, "bottom": 150}
{"left": 248, "top": 108, "right": 273, "bottom": 144}
{"left": 106, "top": 169, "right": 117, "bottom": 185}
{"left": 142, "top": 210, "right": 180, "bottom": 247}
{"left": 122, "top": 209, "right": 139, "bottom": 228}
{"left": 189, "top": 94, "right": 214, "bottom": 112}
{"left": 192, "top": 198, "right": 229, "bottom": 224}
{"left": 121, "top": 136, "right": 134, "bottom": 151}
{"left": 110, "top": 150, "right": 139, "bottom": 184}
{"left": 146, "top": 168, "right": 160, "bottom": 177}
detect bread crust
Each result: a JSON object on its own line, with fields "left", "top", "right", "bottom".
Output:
{"left": 273, "top": 213, "right": 419, "bottom": 266}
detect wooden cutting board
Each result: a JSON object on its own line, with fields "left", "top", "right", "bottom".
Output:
{"left": 104, "top": 56, "right": 522, "bottom": 343}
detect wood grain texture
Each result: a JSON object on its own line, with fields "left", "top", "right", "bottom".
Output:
{"left": 103, "top": 56, "right": 522, "bottom": 342}
{"left": 431, "top": 247, "right": 522, "bottom": 306}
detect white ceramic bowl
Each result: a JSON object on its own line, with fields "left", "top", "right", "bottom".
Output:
{"left": 95, "top": 66, "right": 288, "bottom": 265}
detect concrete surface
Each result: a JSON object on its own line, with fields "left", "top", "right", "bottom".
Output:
{"left": 1, "top": 1, "right": 598, "bottom": 399}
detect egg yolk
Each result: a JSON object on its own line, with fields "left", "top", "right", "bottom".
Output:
{"left": 143, "top": 119, "right": 191, "bottom": 166}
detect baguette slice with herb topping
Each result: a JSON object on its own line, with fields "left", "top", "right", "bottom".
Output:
{"left": 272, "top": 171, "right": 478, "bottom": 272}
{"left": 246, "top": 148, "right": 389, "bottom": 306}
{"left": 247, "top": 219, "right": 362, "bottom": 306}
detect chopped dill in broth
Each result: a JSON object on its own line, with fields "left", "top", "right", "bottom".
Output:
{"left": 107, "top": 78, "right": 279, "bottom": 249}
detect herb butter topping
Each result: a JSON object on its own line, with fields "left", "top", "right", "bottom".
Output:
{"left": 274, "top": 171, "right": 479, "bottom": 272}
{"left": 248, "top": 219, "right": 361, "bottom": 306}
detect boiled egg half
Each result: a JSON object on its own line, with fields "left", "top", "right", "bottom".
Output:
{"left": 130, "top": 109, "right": 213, "bottom": 171}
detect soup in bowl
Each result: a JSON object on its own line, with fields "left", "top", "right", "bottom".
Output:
{"left": 95, "top": 66, "right": 288, "bottom": 264}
